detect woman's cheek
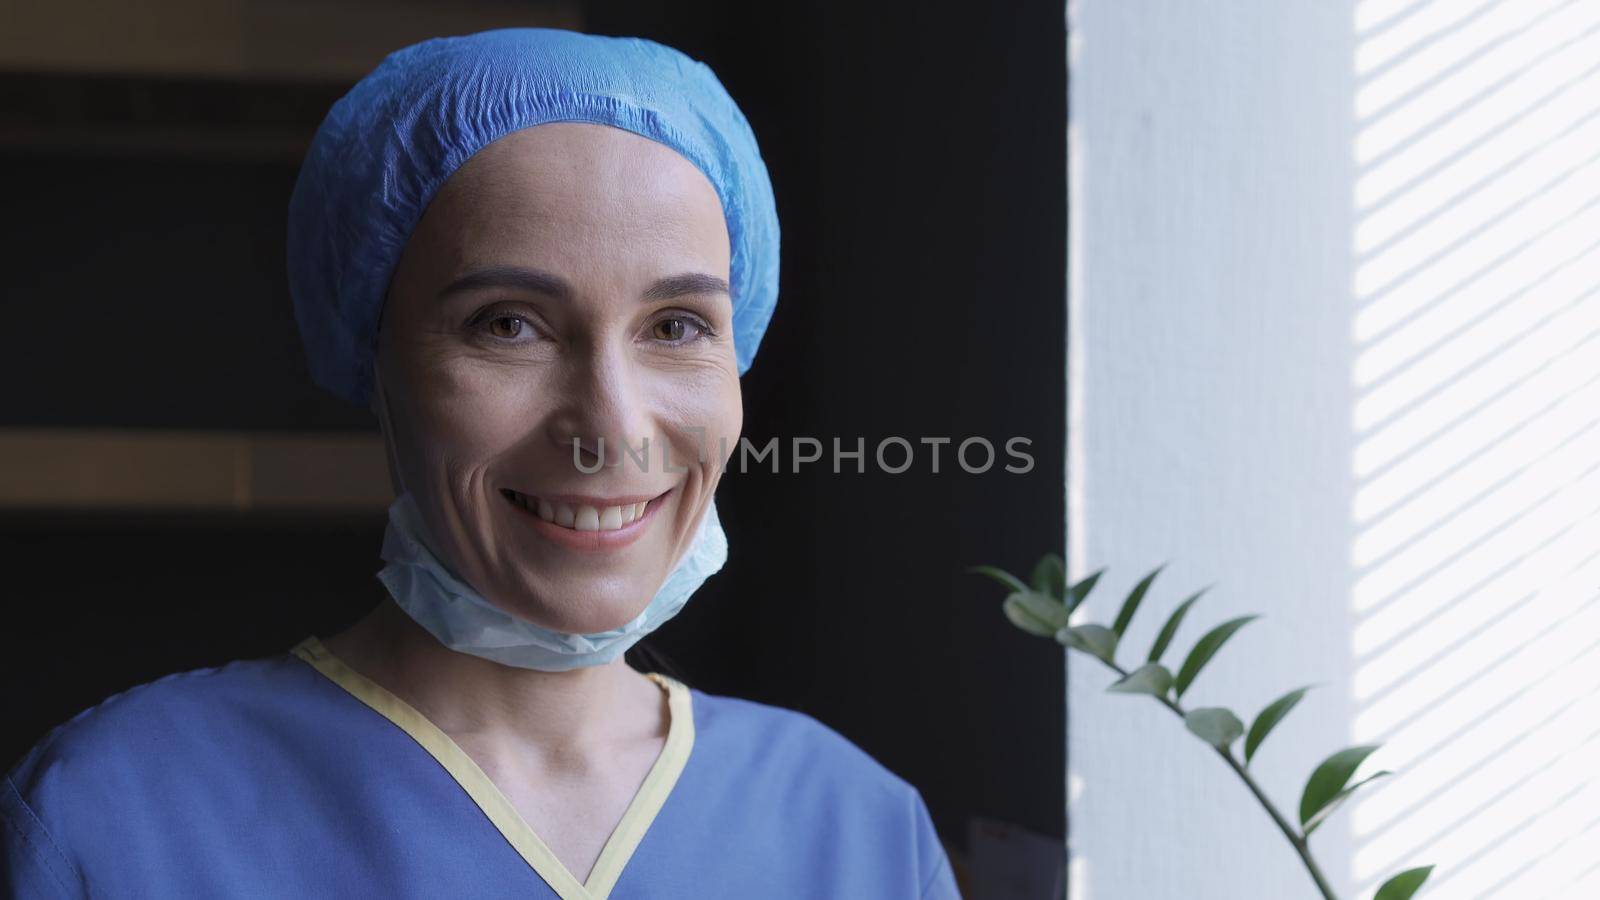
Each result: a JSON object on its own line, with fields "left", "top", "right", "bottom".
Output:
{"left": 691, "top": 383, "right": 743, "bottom": 474}
{"left": 424, "top": 364, "right": 551, "bottom": 457}
{"left": 651, "top": 367, "right": 741, "bottom": 471}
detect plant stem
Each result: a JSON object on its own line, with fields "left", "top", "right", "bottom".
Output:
{"left": 1091, "top": 657, "right": 1339, "bottom": 900}
{"left": 1216, "top": 750, "right": 1339, "bottom": 900}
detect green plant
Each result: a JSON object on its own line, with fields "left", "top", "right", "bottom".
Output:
{"left": 971, "top": 554, "right": 1435, "bottom": 900}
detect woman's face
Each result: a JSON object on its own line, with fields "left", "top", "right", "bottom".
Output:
{"left": 376, "top": 122, "right": 740, "bottom": 634}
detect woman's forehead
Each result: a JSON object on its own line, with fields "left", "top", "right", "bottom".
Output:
{"left": 428, "top": 125, "right": 730, "bottom": 260}
{"left": 453, "top": 125, "right": 721, "bottom": 214}
{"left": 394, "top": 125, "right": 732, "bottom": 303}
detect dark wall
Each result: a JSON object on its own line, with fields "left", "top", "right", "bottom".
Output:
{"left": 1, "top": 0, "right": 1066, "bottom": 857}
{"left": 0, "top": 74, "right": 367, "bottom": 430}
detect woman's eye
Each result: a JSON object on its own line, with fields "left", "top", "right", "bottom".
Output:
{"left": 488, "top": 316, "right": 524, "bottom": 339}
{"left": 475, "top": 312, "right": 538, "bottom": 342}
{"left": 650, "top": 316, "right": 706, "bottom": 343}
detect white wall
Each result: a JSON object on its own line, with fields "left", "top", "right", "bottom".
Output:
{"left": 1067, "top": 1, "right": 1600, "bottom": 898}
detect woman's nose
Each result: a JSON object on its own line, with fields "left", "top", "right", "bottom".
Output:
{"left": 544, "top": 348, "right": 654, "bottom": 471}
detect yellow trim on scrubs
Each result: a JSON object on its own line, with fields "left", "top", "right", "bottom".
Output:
{"left": 290, "top": 636, "right": 693, "bottom": 900}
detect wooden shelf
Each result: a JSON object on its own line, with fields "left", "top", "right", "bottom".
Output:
{"left": 1, "top": 0, "right": 581, "bottom": 83}
{"left": 0, "top": 428, "right": 392, "bottom": 512}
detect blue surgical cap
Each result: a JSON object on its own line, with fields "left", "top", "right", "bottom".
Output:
{"left": 287, "top": 28, "right": 780, "bottom": 407}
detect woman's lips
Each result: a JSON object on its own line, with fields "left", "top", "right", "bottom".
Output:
{"left": 500, "top": 488, "right": 668, "bottom": 552}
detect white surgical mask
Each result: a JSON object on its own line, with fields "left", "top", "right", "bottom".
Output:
{"left": 377, "top": 489, "right": 727, "bottom": 671}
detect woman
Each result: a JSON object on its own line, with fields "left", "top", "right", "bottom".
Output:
{"left": 1, "top": 28, "right": 960, "bottom": 900}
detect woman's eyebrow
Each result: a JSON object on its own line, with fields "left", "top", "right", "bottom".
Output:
{"left": 641, "top": 272, "right": 731, "bottom": 300}
{"left": 437, "top": 266, "right": 729, "bottom": 302}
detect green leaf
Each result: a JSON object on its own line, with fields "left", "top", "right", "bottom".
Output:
{"left": 969, "top": 565, "right": 1029, "bottom": 595}
{"left": 1008, "top": 589, "right": 1069, "bottom": 630}
{"left": 1173, "top": 614, "right": 1259, "bottom": 699}
{"left": 1065, "top": 568, "right": 1105, "bottom": 614}
{"left": 1107, "top": 663, "right": 1173, "bottom": 698}
{"left": 1300, "top": 744, "right": 1385, "bottom": 836}
{"left": 1374, "top": 865, "right": 1434, "bottom": 900}
{"left": 1031, "top": 553, "right": 1067, "bottom": 600}
{"left": 1112, "top": 563, "right": 1167, "bottom": 638}
{"left": 1184, "top": 707, "right": 1245, "bottom": 748}
{"left": 1303, "top": 770, "right": 1391, "bottom": 836}
{"left": 1244, "top": 685, "right": 1316, "bottom": 766}
{"left": 1148, "top": 586, "right": 1208, "bottom": 663}
{"left": 1002, "top": 592, "right": 1066, "bottom": 637}
{"left": 1057, "top": 623, "right": 1118, "bottom": 663}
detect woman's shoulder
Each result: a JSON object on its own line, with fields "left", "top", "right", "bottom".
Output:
{"left": 675, "top": 685, "right": 962, "bottom": 899}
{"left": 682, "top": 683, "right": 922, "bottom": 802}
{"left": 3, "top": 651, "right": 325, "bottom": 897}
{"left": 8, "top": 651, "right": 316, "bottom": 793}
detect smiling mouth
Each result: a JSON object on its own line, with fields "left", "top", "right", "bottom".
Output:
{"left": 500, "top": 489, "right": 661, "bottom": 532}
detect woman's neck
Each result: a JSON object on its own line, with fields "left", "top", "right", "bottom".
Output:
{"left": 321, "top": 599, "right": 665, "bottom": 757}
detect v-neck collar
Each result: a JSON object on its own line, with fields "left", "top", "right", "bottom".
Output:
{"left": 290, "top": 635, "right": 694, "bottom": 900}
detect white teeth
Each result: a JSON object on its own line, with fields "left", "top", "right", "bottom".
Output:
{"left": 574, "top": 505, "right": 600, "bottom": 531}
{"left": 511, "top": 491, "right": 653, "bottom": 532}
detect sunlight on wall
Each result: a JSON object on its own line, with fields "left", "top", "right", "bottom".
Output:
{"left": 1349, "top": 1, "right": 1600, "bottom": 897}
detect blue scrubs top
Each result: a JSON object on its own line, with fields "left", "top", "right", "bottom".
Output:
{"left": 3, "top": 638, "right": 960, "bottom": 899}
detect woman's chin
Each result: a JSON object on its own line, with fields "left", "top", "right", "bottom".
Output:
{"left": 483, "top": 563, "right": 668, "bottom": 633}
